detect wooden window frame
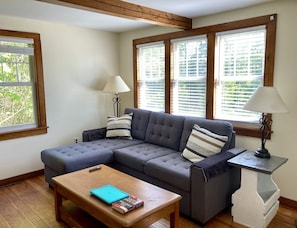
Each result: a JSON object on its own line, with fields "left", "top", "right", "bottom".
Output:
{"left": 0, "top": 29, "right": 47, "bottom": 140}
{"left": 133, "top": 14, "right": 277, "bottom": 138}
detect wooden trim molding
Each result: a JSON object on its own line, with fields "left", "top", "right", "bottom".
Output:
{"left": 0, "top": 169, "right": 44, "bottom": 187}
{"left": 280, "top": 197, "right": 297, "bottom": 210}
{"left": 0, "top": 127, "right": 48, "bottom": 141}
{"left": 37, "top": 0, "right": 192, "bottom": 30}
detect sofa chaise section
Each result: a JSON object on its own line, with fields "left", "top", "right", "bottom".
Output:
{"left": 41, "top": 138, "right": 144, "bottom": 186}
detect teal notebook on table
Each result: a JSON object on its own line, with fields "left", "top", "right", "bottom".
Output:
{"left": 90, "top": 184, "right": 129, "bottom": 205}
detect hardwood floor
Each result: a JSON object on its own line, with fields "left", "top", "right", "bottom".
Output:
{"left": 0, "top": 175, "right": 296, "bottom": 228}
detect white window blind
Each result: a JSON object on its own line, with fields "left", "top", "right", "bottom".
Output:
{"left": 215, "top": 27, "right": 266, "bottom": 122}
{"left": 137, "top": 42, "right": 165, "bottom": 112}
{"left": 172, "top": 36, "right": 207, "bottom": 117}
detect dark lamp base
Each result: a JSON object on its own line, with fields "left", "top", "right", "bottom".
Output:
{"left": 254, "top": 148, "right": 271, "bottom": 159}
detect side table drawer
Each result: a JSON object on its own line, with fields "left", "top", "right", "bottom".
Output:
{"left": 262, "top": 188, "right": 280, "bottom": 215}
{"left": 264, "top": 200, "right": 279, "bottom": 227}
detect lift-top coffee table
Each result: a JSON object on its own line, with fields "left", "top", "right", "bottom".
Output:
{"left": 52, "top": 165, "right": 182, "bottom": 228}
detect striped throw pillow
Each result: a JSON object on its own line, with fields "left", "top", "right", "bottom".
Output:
{"left": 182, "top": 124, "right": 228, "bottom": 162}
{"left": 106, "top": 113, "right": 133, "bottom": 139}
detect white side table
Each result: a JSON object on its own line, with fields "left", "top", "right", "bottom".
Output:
{"left": 228, "top": 151, "right": 287, "bottom": 228}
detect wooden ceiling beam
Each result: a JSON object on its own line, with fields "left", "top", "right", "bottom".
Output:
{"left": 37, "top": 0, "right": 192, "bottom": 30}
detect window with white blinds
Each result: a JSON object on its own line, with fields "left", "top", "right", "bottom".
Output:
{"left": 133, "top": 14, "right": 276, "bottom": 137}
{"left": 172, "top": 36, "right": 207, "bottom": 117}
{"left": 137, "top": 43, "right": 165, "bottom": 112}
{"left": 215, "top": 27, "right": 266, "bottom": 122}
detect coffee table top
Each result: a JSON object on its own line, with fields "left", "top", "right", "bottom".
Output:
{"left": 52, "top": 165, "right": 182, "bottom": 227}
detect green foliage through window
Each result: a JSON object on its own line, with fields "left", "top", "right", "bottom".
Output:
{"left": 0, "top": 38, "right": 36, "bottom": 129}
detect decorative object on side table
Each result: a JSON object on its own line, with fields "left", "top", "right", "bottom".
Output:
{"left": 243, "top": 86, "right": 288, "bottom": 158}
{"left": 103, "top": 75, "right": 130, "bottom": 117}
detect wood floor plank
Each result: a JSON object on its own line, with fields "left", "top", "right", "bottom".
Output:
{"left": 0, "top": 213, "right": 10, "bottom": 227}
{"left": 9, "top": 178, "right": 63, "bottom": 227}
{"left": 0, "top": 186, "right": 37, "bottom": 227}
{"left": 1, "top": 175, "right": 297, "bottom": 228}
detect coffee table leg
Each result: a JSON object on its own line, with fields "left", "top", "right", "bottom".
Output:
{"left": 54, "top": 186, "right": 62, "bottom": 221}
{"left": 170, "top": 202, "right": 179, "bottom": 228}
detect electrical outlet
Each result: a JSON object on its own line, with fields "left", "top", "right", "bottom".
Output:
{"left": 74, "top": 137, "right": 79, "bottom": 144}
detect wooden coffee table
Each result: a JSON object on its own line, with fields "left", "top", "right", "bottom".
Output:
{"left": 52, "top": 165, "right": 182, "bottom": 228}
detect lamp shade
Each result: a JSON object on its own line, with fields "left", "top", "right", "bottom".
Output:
{"left": 102, "top": 75, "right": 130, "bottom": 94}
{"left": 243, "top": 86, "right": 288, "bottom": 114}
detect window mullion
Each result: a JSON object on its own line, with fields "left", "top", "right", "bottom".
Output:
{"left": 206, "top": 32, "right": 215, "bottom": 119}
{"left": 165, "top": 39, "right": 171, "bottom": 113}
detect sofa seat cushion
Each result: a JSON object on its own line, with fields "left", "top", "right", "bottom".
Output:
{"left": 41, "top": 139, "right": 143, "bottom": 173}
{"left": 144, "top": 153, "right": 192, "bottom": 192}
{"left": 113, "top": 143, "right": 176, "bottom": 173}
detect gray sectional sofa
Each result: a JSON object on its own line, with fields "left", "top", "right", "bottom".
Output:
{"left": 41, "top": 107, "right": 244, "bottom": 225}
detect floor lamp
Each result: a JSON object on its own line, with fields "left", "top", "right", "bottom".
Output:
{"left": 243, "top": 86, "right": 288, "bottom": 158}
{"left": 103, "top": 76, "right": 130, "bottom": 117}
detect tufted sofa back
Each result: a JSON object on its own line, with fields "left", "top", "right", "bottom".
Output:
{"left": 124, "top": 108, "right": 151, "bottom": 140}
{"left": 125, "top": 108, "right": 235, "bottom": 152}
{"left": 144, "top": 112, "right": 185, "bottom": 151}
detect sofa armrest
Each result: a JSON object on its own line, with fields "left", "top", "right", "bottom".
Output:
{"left": 82, "top": 127, "right": 107, "bottom": 142}
{"left": 190, "top": 147, "right": 245, "bottom": 224}
{"left": 193, "top": 147, "right": 246, "bottom": 182}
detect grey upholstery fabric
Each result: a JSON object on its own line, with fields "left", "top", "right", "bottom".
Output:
{"left": 125, "top": 108, "right": 151, "bottom": 140}
{"left": 82, "top": 127, "right": 106, "bottom": 142}
{"left": 194, "top": 151, "right": 238, "bottom": 182}
{"left": 41, "top": 139, "right": 143, "bottom": 173}
{"left": 144, "top": 153, "right": 191, "bottom": 191}
{"left": 145, "top": 112, "right": 184, "bottom": 151}
{"left": 113, "top": 143, "right": 175, "bottom": 172}
{"left": 179, "top": 117, "right": 234, "bottom": 152}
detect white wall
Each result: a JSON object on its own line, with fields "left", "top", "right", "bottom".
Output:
{"left": 119, "top": 0, "right": 297, "bottom": 201}
{"left": 0, "top": 15, "right": 119, "bottom": 179}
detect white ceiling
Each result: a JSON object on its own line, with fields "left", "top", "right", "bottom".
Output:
{"left": 0, "top": 0, "right": 275, "bottom": 32}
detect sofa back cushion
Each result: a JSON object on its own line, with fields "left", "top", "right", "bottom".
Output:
{"left": 145, "top": 112, "right": 184, "bottom": 151}
{"left": 124, "top": 108, "right": 151, "bottom": 140}
{"left": 179, "top": 117, "right": 234, "bottom": 152}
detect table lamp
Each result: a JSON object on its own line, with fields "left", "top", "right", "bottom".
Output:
{"left": 243, "top": 86, "right": 288, "bottom": 158}
{"left": 103, "top": 75, "right": 130, "bottom": 117}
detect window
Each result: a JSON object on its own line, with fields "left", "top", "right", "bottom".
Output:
{"left": 0, "top": 30, "right": 47, "bottom": 140}
{"left": 215, "top": 27, "right": 266, "bottom": 122}
{"left": 134, "top": 15, "right": 277, "bottom": 137}
{"left": 172, "top": 36, "right": 207, "bottom": 117}
{"left": 137, "top": 42, "right": 165, "bottom": 112}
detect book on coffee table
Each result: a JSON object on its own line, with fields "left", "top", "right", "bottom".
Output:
{"left": 112, "top": 195, "right": 144, "bottom": 214}
{"left": 90, "top": 184, "right": 130, "bottom": 205}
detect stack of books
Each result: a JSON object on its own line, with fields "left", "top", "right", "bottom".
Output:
{"left": 112, "top": 195, "right": 144, "bottom": 214}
